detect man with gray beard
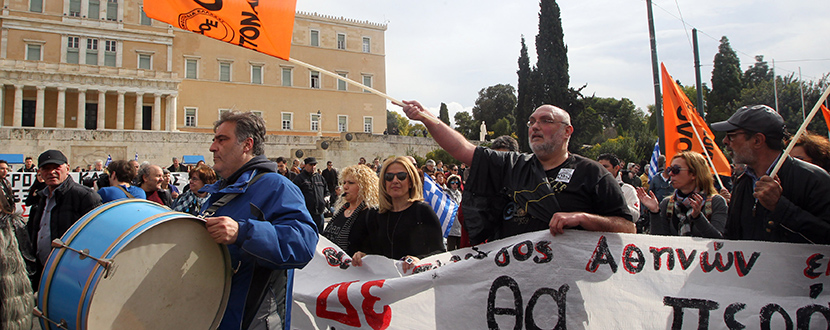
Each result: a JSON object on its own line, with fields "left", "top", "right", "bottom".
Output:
{"left": 402, "top": 101, "right": 634, "bottom": 244}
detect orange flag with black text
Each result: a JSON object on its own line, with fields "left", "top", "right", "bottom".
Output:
{"left": 661, "top": 63, "right": 731, "bottom": 177}
{"left": 144, "top": 0, "right": 296, "bottom": 60}
{"left": 821, "top": 105, "right": 830, "bottom": 133}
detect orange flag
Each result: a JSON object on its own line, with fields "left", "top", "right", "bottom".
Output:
{"left": 661, "top": 63, "right": 731, "bottom": 177}
{"left": 821, "top": 105, "right": 830, "bottom": 133}
{"left": 144, "top": 0, "right": 296, "bottom": 60}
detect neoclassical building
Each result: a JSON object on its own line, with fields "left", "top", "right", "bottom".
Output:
{"left": 0, "top": 0, "right": 387, "bottom": 136}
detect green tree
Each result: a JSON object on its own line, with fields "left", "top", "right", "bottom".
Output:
{"left": 491, "top": 117, "right": 515, "bottom": 139}
{"left": 516, "top": 35, "right": 533, "bottom": 152}
{"left": 425, "top": 149, "right": 461, "bottom": 166}
{"left": 532, "top": 0, "right": 569, "bottom": 107}
{"left": 387, "top": 110, "right": 411, "bottom": 136}
{"left": 439, "top": 102, "right": 451, "bottom": 126}
{"left": 708, "top": 36, "right": 742, "bottom": 131}
{"left": 471, "top": 84, "right": 517, "bottom": 132}
{"left": 743, "top": 55, "right": 773, "bottom": 88}
{"left": 453, "top": 111, "right": 479, "bottom": 140}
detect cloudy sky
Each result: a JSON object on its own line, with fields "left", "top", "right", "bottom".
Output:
{"left": 295, "top": 0, "right": 830, "bottom": 124}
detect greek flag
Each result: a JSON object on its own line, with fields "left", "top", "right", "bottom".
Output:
{"left": 648, "top": 140, "right": 660, "bottom": 180}
{"left": 422, "top": 174, "right": 458, "bottom": 238}
{"left": 104, "top": 155, "right": 112, "bottom": 167}
{"left": 134, "top": 152, "right": 139, "bottom": 161}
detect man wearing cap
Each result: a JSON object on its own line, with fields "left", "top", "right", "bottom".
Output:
{"left": 712, "top": 104, "right": 830, "bottom": 244}
{"left": 26, "top": 150, "right": 102, "bottom": 284}
{"left": 292, "top": 157, "right": 328, "bottom": 232}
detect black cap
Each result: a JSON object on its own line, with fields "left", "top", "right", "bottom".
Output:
{"left": 38, "top": 150, "right": 68, "bottom": 167}
{"left": 710, "top": 105, "right": 786, "bottom": 137}
{"left": 304, "top": 157, "right": 317, "bottom": 165}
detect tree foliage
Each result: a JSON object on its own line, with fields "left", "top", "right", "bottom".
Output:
{"left": 439, "top": 103, "right": 451, "bottom": 126}
{"left": 425, "top": 148, "right": 460, "bottom": 166}
{"left": 708, "top": 36, "right": 742, "bottom": 128}
{"left": 471, "top": 84, "right": 517, "bottom": 132}
{"left": 453, "top": 111, "right": 480, "bottom": 140}
{"left": 516, "top": 36, "right": 533, "bottom": 152}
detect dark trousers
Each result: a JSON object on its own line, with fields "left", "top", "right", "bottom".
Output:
{"left": 311, "top": 213, "right": 324, "bottom": 233}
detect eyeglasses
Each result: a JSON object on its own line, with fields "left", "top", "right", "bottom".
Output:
{"left": 526, "top": 118, "right": 570, "bottom": 128}
{"left": 725, "top": 131, "right": 749, "bottom": 142}
{"left": 449, "top": 181, "right": 460, "bottom": 185}
{"left": 384, "top": 171, "right": 408, "bottom": 182}
{"left": 667, "top": 165, "right": 690, "bottom": 175}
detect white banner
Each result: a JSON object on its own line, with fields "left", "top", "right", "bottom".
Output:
{"left": 8, "top": 172, "right": 189, "bottom": 217}
{"left": 292, "top": 230, "right": 830, "bottom": 329}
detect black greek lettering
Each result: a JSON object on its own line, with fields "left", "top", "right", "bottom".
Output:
{"left": 804, "top": 253, "right": 824, "bottom": 279}
{"left": 650, "top": 247, "right": 675, "bottom": 271}
{"left": 246, "top": 0, "right": 258, "bottom": 13}
{"left": 676, "top": 248, "right": 697, "bottom": 270}
{"left": 240, "top": 11, "right": 261, "bottom": 27}
{"left": 663, "top": 296, "right": 719, "bottom": 330}
{"left": 676, "top": 105, "right": 688, "bottom": 121}
{"left": 585, "top": 235, "right": 617, "bottom": 273}
{"left": 513, "top": 240, "right": 533, "bottom": 262}
{"left": 487, "top": 275, "right": 523, "bottom": 330}
{"left": 734, "top": 251, "right": 760, "bottom": 277}
{"left": 533, "top": 241, "right": 553, "bottom": 264}
{"left": 796, "top": 304, "right": 830, "bottom": 330}
{"left": 760, "top": 304, "right": 793, "bottom": 330}
{"left": 700, "top": 251, "right": 733, "bottom": 273}
{"left": 622, "top": 244, "right": 645, "bottom": 274}
{"left": 193, "top": 0, "right": 222, "bottom": 11}
{"left": 450, "top": 255, "right": 462, "bottom": 263}
{"left": 810, "top": 284, "right": 823, "bottom": 299}
{"left": 724, "top": 303, "right": 746, "bottom": 330}
{"left": 525, "top": 284, "right": 568, "bottom": 330}
{"left": 495, "top": 247, "right": 510, "bottom": 267}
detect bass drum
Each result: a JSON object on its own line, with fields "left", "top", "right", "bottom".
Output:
{"left": 38, "top": 199, "right": 231, "bottom": 330}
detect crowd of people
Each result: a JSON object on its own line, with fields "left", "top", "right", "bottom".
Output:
{"left": 2, "top": 101, "right": 830, "bottom": 329}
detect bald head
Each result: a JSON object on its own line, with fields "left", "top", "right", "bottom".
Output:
{"left": 527, "top": 105, "right": 573, "bottom": 158}
{"left": 534, "top": 105, "right": 571, "bottom": 125}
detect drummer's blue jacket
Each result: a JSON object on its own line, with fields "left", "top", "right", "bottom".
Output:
{"left": 202, "top": 156, "right": 318, "bottom": 330}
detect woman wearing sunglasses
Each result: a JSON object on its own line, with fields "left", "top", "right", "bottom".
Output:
{"left": 444, "top": 174, "right": 463, "bottom": 250}
{"left": 322, "top": 164, "right": 379, "bottom": 256}
{"left": 351, "top": 156, "right": 445, "bottom": 273}
{"left": 636, "top": 151, "right": 727, "bottom": 238}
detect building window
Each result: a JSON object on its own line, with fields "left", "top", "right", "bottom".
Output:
{"left": 106, "top": 0, "right": 118, "bottom": 21}
{"left": 219, "top": 62, "right": 231, "bottom": 82}
{"left": 251, "top": 111, "right": 263, "bottom": 118}
{"left": 138, "top": 53, "right": 151, "bottom": 70}
{"left": 104, "top": 40, "right": 116, "bottom": 67}
{"left": 362, "top": 37, "right": 370, "bottom": 53}
{"left": 86, "top": 39, "right": 98, "bottom": 65}
{"left": 337, "top": 33, "right": 346, "bottom": 50}
{"left": 338, "top": 115, "right": 347, "bottom": 132}
{"left": 30, "top": 0, "right": 42, "bottom": 12}
{"left": 337, "top": 73, "right": 347, "bottom": 91}
{"left": 362, "top": 75, "right": 372, "bottom": 93}
{"left": 88, "top": 0, "right": 99, "bottom": 19}
{"left": 26, "top": 44, "right": 42, "bottom": 61}
{"left": 185, "top": 58, "right": 198, "bottom": 79}
{"left": 281, "top": 67, "right": 292, "bottom": 87}
{"left": 364, "top": 117, "right": 373, "bottom": 133}
{"left": 251, "top": 64, "right": 262, "bottom": 84}
{"left": 310, "top": 70, "right": 320, "bottom": 89}
{"left": 69, "top": 0, "right": 81, "bottom": 16}
{"left": 218, "top": 109, "right": 230, "bottom": 119}
{"left": 281, "top": 112, "right": 292, "bottom": 130}
{"left": 139, "top": 5, "right": 152, "bottom": 25}
{"left": 184, "top": 108, "right": 196, "bottom": 127}
{"left": 310, "top": 30, "right": 319, "bottom": 47}
{"left": 310, "top": 113, "right": 320, "bottom": 131}
{"left": 66, "top": 36, "right": 79, "bottom": 64}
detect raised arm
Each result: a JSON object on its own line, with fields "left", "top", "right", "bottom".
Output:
{"left": 402, "top": 100, "right": 476, "bottom": 166}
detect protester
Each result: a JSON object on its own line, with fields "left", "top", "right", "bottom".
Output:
{"left": 97, "top": 160, "right": 146, "bottom": 203}
{"left": 27, "top": 150, "right": 102, "bottom": 285}
{"left": 434, "top": 171, "right": 447, "bottom": 190}
{"left": 292, "top": 157, "right": 329, "bottom": 232}
{"left": 200, "top": 110, "right": 317, "bottom": 330}
{"left": 358, "top": 157, "right": 367, "bottom": 166}
{"left": 137, "top": 164, "right": 173, "bottom": 207}
{"left": 167, "top": 157, "right": 187, "bottom": 173}
{"left": 648, "top": 155, "right": 673, "bottom": 201}
{"left": 0, "top": 176, "right": 34, "bottom": 330}
{"left": 291, "top": 159, "right": 301, "bottom": 174}
{"left": 712, "top": 104, "right": 830, "bottom": 243}
{"left": 172, "top": 165, "right": 216, "bottom": 216}
{"left": 636, "top": 151, "right": 727, "bottom": 238}
{"left": 351, "top": 156, "right": 445, "bottom": 273}
{"left": 423, "top": 159, "right": 436, "bottom": 178}
{"left": 0, "top": 160, "right": 15, "bottom": 208}
{"left": 402, "top": 101, "right": 634, "bottom": 245}
{"left": 162, "top": 168, "right": 180, "bottom": 199}
{"left": 597, "top": 153, "right": 640, "bottom": 222}
{"left": 444, "top": 174, "right": 463, "bottom": 250}
{"left": 17, "top": 156, "right": 36, "bottom": 172}
{"left": 276, "top": 156, "right": 297, "bottom": 180}
{"left": 322, "top": 165, "right": 379, "bottom": 256}
{"left": 321, "top": 160, "right": 339, "bottom": 207}
{"left": 787, "top": 131, "right": 830, "bottom": 173}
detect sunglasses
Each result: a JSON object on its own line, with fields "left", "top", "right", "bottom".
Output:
{"left": 449, "top": 181, "right": 460, "bottom": 185}
{"left": 667, "top": 165, "right": 690, "bottom": 175}
{"left": 384, "top": 171, "right": 409, "bottom": 182}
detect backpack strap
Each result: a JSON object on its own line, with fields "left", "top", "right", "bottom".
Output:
{"left": 201, "top": 172, "right": 267, "bottom": 217}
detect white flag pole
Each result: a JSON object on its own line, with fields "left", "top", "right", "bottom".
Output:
{"left": 770, "top": 84, "right": 830, "bottom": 177}
{"left": 682, "top": 106, "right": 726, "bottom": 189}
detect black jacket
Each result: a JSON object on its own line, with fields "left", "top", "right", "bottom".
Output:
{"left": 292, "top": 170, "right": 328, "bottom": 216}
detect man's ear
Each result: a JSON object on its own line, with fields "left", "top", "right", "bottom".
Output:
{"left": 243, "top": 137, "right": 254, "bottom": 152}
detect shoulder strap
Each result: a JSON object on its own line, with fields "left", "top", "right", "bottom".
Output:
{"left": 115, "top": 185, "right": 134, "bottom": 199}
{"left": 201, "top": 172, "right": 267, "bottom": 217}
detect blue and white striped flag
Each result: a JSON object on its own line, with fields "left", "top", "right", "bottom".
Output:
{"left": 104, "top": 154, "right": 112, "bottom": 167}
{"left": 422, "top": 174, "right": 458, "bottom": 238}
{"left": 134, "top": 152, "right": 139, "bottom": 161}
{"left": 648, "top": 140, "right": 661, "bottom": 180}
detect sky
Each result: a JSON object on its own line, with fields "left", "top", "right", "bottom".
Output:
{"left": 295, "top": 0, "right": 830, "bottom": 125}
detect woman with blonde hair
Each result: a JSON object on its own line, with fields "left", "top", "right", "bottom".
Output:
{"left": 636, "top": 151, "right": 727, "bottom": 238}
{"left": 322, "top": 165, "right": 379, "bottom": 255}
{"left": 352, "top": 156, "right": 445, "bottom": 272}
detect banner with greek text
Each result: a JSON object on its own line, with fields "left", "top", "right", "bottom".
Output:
{"left": 292, "top": 230, "right": 830, "bottom": 329}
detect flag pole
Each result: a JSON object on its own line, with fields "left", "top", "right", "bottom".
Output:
{"left": 682, "top": 106, "right": 725, "bottom": 189}
{"left": 287, "top": 57, "right": 441, "bottom": 125}
{"left": 770, "top": 84, "right": 830, "bottom": 177}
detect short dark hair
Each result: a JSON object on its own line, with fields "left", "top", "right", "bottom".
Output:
{"left": 25, "top": 157, "right": 33, "bottom": 161}
{"left": 214, "top": 111, "right": 266, "bottom": 156}
{"left": 491, "top": 135, "right": 519, "bottom": 152}
{"left": 597, "top": 153, "right": 620, "bottom": 167}
{"left": 107, "top": 160, "right": 137, "bottom": 183}
{"left": 276, "top": 156, "right": 287, "bottom": 164}
{"left": 0, "top": 160, "right": 8, "bottom": 166}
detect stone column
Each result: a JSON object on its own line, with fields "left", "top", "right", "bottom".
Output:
{"left": 152, "top": 94, "right": 161, "bottom": 131}
{"left": 56, "top": 87, "right": 66, "bottom": 128}
{"left": 116, "top": 90, "right": 125, "bottom": 130}
{"left": 13, "top": 85, "right": 22, "bottom": 127}
{"left": 35, "top": 86, "right": 45, "bottom": 127}
{"left": 77, "top": 89, "right": 86, "bottom": 128}
{"left": 97, "top": 90, "right": 106, "bottom": 129}
{"left": 134, "top": 92, "right": 144, "bottom": 130}
{"left": 166, "top": 94, "right": 177, "bottom": 131}
{"left": 0, "top": 85, "right": 5, "bottom": 126}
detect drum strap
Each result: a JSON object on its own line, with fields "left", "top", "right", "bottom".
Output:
{"left": 201, "top": 172, "right": 267, "bottom": 217}
{"left": 115, "top": 185, "right": 134, "bottom": 199}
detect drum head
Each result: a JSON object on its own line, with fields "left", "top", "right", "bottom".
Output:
{"left": 86, "top": 218, "right": 228, "bottom": 329}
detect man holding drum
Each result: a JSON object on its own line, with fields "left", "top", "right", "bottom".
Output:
{"left": 202, "top": 111, "right": 318, "bottom": 330}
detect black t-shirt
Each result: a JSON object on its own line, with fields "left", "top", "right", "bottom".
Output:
{"left": 353, "top": 201, "right": 445, "bottom": 260}
{"left": 466, "top": 147, "right": 631, "bottom": 240}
